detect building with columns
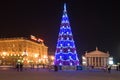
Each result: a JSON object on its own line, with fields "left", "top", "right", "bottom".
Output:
{"left": 82, "top": 47, "right": 111, "bottom": 68}
{"left": 0, "top": 37, "right": 48, "bottom": 66}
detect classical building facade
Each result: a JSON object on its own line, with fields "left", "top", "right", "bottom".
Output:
{"left": 0, "top": 37, "right": 48, "bottom": 65}
{"left": 82, "top": 47, "right": 110, "bottom": 68}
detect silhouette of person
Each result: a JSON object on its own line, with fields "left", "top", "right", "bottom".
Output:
{"left": 54, "top": 65, "right": 58, "bottom": 72}
{"left": 108, "top": 65, "right": 111, "bottom": 73}
{"left": 118, "top": 64, "right": 120, "bottom": 71}
{"left": 20, "top": 63, "right": 23, "bottom": 71}
{"left": 16, "top": 63, "right": 19, "bottom": 71}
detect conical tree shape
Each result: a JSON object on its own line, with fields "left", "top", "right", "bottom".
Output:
{"left": 54, "top": 3, "right": 79, "bottom": 66}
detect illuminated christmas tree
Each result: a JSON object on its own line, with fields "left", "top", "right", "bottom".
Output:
{"left": 54, "top": 3, "right": 79, "bottom": 66}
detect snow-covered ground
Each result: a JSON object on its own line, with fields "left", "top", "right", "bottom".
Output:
{"left": 0, "top": 68, "right": 120, "bottom": 80}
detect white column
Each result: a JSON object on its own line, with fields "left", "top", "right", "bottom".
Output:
{"left": 100, "top": 57, "right": 101, "bottom": 67}
{"left": 100, "top": 57, "right": 102, "bottom": 67}
{"left": 104, "top": 57, "right": 106, "bottom": 67}
{"left": 95, "top": 57, "right": 96, "bottom": 67}
{"left": 90, "top": 57, "right": 92, "bottom": 66}
{"left": 87, "top": 57, "right": 89, "bottom": 66}
{"left": 97, "top": 57, "right": 99, "bottom": 67}
{"left": 89, "top": 57, "right": 91, "bottom": 66}
{"left": 101, "top": 57, "right": 103, "bottom": 67}
{"left": 93, "top": 57, "right": 94, "bottom": 66}
{"left": 91, "top": 57, "right": 94, "bottom": 66}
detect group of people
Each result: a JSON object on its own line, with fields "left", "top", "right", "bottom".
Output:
{"left": 16, "top": 62, "right": 23, "bottom": 72}
{"left": 15, "top": 62, "right": 120, "bottom": 73}
{"left": 106, "top": 64, "right": 120, "bottom": 73}
{"left": 54, "top": 65, "right": 58, "bottom": 71}
{"left": 15, "top": 63, "right": 51, "bottom": 71}
{"left": 87, "top": 65, "right": 112, "bottom": 73}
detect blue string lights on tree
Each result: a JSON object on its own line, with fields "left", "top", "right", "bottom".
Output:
{"left": 54, "top": 3, "right": 79, "bottom": 66}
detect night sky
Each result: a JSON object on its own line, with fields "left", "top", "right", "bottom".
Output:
{"left": 0, "top": 0, "right": 120, "bottom": 63}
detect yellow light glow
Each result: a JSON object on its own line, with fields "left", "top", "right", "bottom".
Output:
{"left": 38, "top": 59, "right": 41, "bottom": 62}
{"left": 0, "top": 37, "right": 48, "bottom": 65}
{"left": 43, "top": 55, "right": 48, "bottom": 59}
{"left": 51, "top": 56, "right": 54, "bottom": 60}
{"left": 14, "top": 54, "right": 16, "bottom": 56}
{"left": 22, "top": 51, "right": 28, "bottom": 56}
{"left": 34, "top": 54, "right": 39, "bottom": 58}
{"left": 2, "top": 56, "right": 5, "bottom": 58}
{"left": 27, "top": 60, "right": 30, "bottom": 63}
{"left": 82, "top": 56, "right": 86, "bottom": 60}
{"left": 2, "top": 52, "right": 7, "bottom": 56}
{"left": 7, "top": 54, "right": 9, "bottom": 56}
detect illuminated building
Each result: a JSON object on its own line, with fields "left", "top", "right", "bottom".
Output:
{"left": 48, "top": 55, "right": 55, "bottom": 65}
{"left": 54, "top": 3, "right": 79, "bottom": 66}
{"left": 0, "top": 37, "right": 48, "bottom": 65}
{"left": 82, "top": 47, "right": 113, "bottom": 68}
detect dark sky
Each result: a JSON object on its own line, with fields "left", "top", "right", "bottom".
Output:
{"left": 0, "top": 0, "right": 120, "bottom": 62}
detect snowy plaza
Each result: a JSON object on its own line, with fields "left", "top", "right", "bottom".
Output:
{"left": 0, "top": 2, "right": 120, "bottom": 80}
{"left": 0, "top": 68, "right": 120, "bottom": 80}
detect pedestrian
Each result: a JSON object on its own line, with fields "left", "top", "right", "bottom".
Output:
{"left": 116, "top": 65, "right": 119, "bottom": 71}
{"left": 36, "top": 64, "right": 39, "bottom": 71}
{"left": 42, "top": 64, "right": 45, "bottom": 69}
{"left": 32, "top": 64, "right": 34, "bottom": 69}
{"left": 118, "top": 64, "right": 120, "bottom": 71}
{"left": 54, "top": 65, "right": 58, "bottom": 72}
{"left": 16, "top": 63, "right": 19, "bottom": 71}
{"left": 20, "top": 63, "right": 23, "bottom": 71}
{"left": 107, "top": 65, "right": 111, "bottom": 73}
{"left": 91, "top": 65, "right": 94, "bottom": 69}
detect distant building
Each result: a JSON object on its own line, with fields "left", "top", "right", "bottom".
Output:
{"left": 82, "top": 47, "right": 112, "bottom": 68}
{"left": 0, "top": 37, "right": 48, "bottom": 65}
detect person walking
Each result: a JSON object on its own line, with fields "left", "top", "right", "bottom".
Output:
{"left": 107, "top": 65, "right": 112, "bottom": 73}
{"left": 54, "top": 65, "right": 58, "bottom": 72}
{"left": 20, "top": 63, "right": 23, "bottom": 71}
{"left": 118, "top": 64, "right": 120, "bottom": 71}
{"left": 16, "top": 63, "right": 19, "bottom": 71}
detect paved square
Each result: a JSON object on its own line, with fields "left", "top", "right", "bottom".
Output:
{"left": 0, "top": 69, "right": 120, "bottom": 80}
